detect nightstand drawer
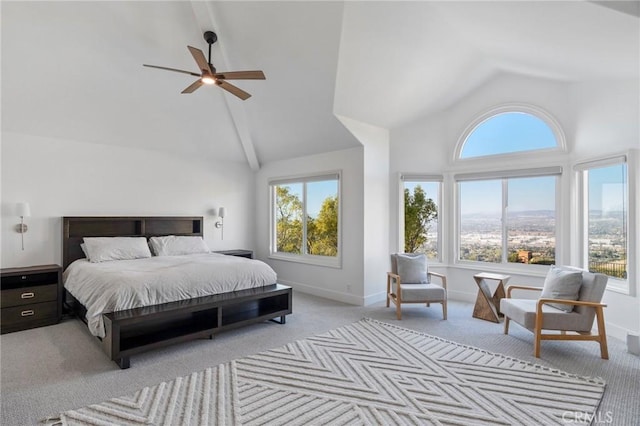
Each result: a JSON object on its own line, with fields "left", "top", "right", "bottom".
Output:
{"left": 1, "top": 301, "right": 58, "bottom": 328}
{"left": 1, "top": 271, "right": 58, "bottom": 290}
{"left": 1, "top": 284, "right": 58, "bottom": 308}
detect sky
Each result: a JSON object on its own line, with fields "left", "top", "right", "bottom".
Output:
{"left": 461, "top": 112, "right": 556, "bottom": 158}
{"left": 281, "top": 180, "right": 338, "bottom": 218}
{"left": 307, "top": 180, "right": 338, "bottom": 216}
{"left": 588, "top": 164, "right": 627, "bottom": 212}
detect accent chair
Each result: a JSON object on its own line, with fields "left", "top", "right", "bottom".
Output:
{"left": 387, "top": 253, "right": 447, "bottom": 320}
{"left": 500, "top": 266, "right": 609, "bottom": 359}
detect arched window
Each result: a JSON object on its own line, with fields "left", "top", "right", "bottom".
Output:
{"left": 458, "top": 106, "right": 563, "bottom": 159}
{"left": 454, "top": 106, "right": 565, "bottom": 268}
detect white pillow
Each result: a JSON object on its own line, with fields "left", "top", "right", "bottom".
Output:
{"left": 396, "top": 253, "right": 429, "bottom": 284}
{"left": 540, "top": 266, "right": 583, "bottom": 312}
{"left": 83, "top": 237, "right": 152, "bottom": 263}
{"left": 149, "top": 235, "right": 210, "bottom": 256}
{"left": 80, "top": 243, "right": 91, "bottom": 261}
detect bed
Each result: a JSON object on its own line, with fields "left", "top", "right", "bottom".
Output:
{"left": 63, "top": 216, "right": 292, "bottom": 369}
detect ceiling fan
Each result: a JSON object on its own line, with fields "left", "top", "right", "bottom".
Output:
{"left": 144, "top": 31, "right": 265, "bottom": 100}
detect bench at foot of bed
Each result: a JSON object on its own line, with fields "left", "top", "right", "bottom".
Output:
{"left": 101, "top": 284, "right": 292, "bottom": 369}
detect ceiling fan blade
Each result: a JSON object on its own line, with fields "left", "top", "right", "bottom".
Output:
{"left": 181, "top": 79, "right": 204, "bottom": 94}
{"left": 187, "top": 46, "right": 212, "bottom": 75}
{"left": 214, "top": 70, "right": 265, "bottom": 80}
{"left": 217, "top": 80, "right": 251, "bottom": 100}
{"left": 143, "top": 64, "right": 200, "bottom": 77}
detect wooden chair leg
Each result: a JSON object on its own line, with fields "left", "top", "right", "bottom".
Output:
{"left": 426, "top": 303, "right": 430, "bottom": 307}
{"left": 386, "top": 276, "right": 391, "bottom": 308}
{"left": 504, "top": 316, "right": 510, "bottom": 334}
{"left": 595, "top": 306, "right": 609, "bottom": 360}
{"left": 534, "top": 329, "right": 541, "bottom": 357}
{"left": 442, "top": 300, "right": 447, "bottom": 320}
{"left": 534, "top": 309, "right": 543, "bottom": 357}
{"left": 396, "top": 302, "right": 402, "bottom": 320}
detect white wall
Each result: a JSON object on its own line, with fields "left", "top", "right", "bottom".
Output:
{"left": 337, "top": 116, "right": 391, "bottom": 304}
{"left": 1, "top": 132, "right": 256, "bottom": 268}
{"left": 570, "top": 79, "right": 640, "bottom": 157}
{"left": 389, "top": 72, "right": 640, "bottom": 342}
{"left": 255, "top": 147, "right": 365, "bottom": 304}
{"left": 362, "top": 131, "right": 390, "bottom": 304}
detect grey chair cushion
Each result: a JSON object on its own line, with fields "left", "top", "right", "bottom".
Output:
{"left": 500, "top": 299, "right": 592, "bottom": 332}
{"left": 396, "top": 253, "right": 429, "bottom": 284}
{"left": 540, "top": 266, "right": 583, "bottom": 312}
{"left": 392, "top": 282, "right": 445, "bottom": 302}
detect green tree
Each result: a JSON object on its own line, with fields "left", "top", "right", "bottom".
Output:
{"left": 275, "top": 186, "right": 303, "bottom": 253}
{"left": 404, "top": 186, "right": 437, "bottom": 253}
{"left": 307, "top": 196, "right": 338, "bottom": 256}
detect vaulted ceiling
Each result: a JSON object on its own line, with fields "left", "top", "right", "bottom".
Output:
{"left": 2, "top": 1, "right": 638, "bottom": 169}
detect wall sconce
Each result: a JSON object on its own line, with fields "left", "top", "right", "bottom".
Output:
{"left": 15, "top": 202, "right": 31, "bottom": 250}
{"left": 215, "top": 207, "right": 225, "bottom": 240}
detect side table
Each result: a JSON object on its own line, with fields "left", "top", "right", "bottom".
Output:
{"left": 472, "top": 272, "right": 510, "bottom": 323}
{"left": 1, "top": 264, "right": 63, "bottom": 334}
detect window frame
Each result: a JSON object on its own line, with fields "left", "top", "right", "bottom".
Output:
{"left": 269, "top": 171, "right": 342, "bottom": 268}
{"left": 575, "top": 154, "right": 632, "bottom": 294}
{"left": 454, "top": 167, "right": 561, "bottom": 271}
{"left": 399, "top": 174, "right": 443, "bottom": 263}
{"left": 454, "top": 104, "right": 566, "bottom": 162}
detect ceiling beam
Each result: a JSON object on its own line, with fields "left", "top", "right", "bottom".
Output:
{"left": 189, "top": 1, "right": 260, "bottom": 171}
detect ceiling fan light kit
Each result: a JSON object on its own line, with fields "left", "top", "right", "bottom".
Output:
{"left": 143, "top": 30, "right": 265, "bottom": 100}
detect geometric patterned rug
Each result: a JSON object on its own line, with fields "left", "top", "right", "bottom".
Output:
{"left": 45, "top": 318, "right": 605, "bottom": 425}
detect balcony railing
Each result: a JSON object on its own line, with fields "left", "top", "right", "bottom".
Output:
{"left": 589, "top": 261, "right": 627, "bottom": 279}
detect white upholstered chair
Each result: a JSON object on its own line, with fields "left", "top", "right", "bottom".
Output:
{"left": 387, "top": 253, "right": 447, "bottom": 320}
{"left": 500, "top": 266, "right": 609, "bottom": 359}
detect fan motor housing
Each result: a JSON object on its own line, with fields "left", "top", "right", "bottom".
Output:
{"left": 204, "top": 31, "right": 218, "bottom": 45}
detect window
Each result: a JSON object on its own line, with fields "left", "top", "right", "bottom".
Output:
{"left": 400, "top": 175, "right": 441, "bottom": 260}
{"left": 457, "top": 168, "right": 559, "bottom": 266}
{"left": 270, "top": 173, "right": 340, "bottom": 267}
{"left": 576, "top": 157, "right": 628, "bottom": 288}
{"left": 454, "top": 106, "right": 563, "bottom": 267}
{"left": 457, "top": 106, "right": 563, "bottom": 160}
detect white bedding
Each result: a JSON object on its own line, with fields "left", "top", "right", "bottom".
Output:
{"left": 63, "top": 253, "right": 278, "bottom": 338}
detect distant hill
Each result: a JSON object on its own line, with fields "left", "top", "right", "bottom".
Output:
{"left": 461, "top": 210, "right": 555, "bottom": 219}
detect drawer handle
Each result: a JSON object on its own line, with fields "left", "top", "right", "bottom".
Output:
{"left": 21, "top": 275, "right": 27, "bottom": 280}
{"left": 21, "top": 310, "right": 35, "bottom": 317}
{"left": 21, "top": 292, "right": 35, "bottom": 299}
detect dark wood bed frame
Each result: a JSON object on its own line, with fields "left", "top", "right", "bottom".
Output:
{"left": 63, "top": 216, "right": 292, "bottom": 369}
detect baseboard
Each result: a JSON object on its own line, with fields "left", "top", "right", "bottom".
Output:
{"left": 448, "top": 290, "right": 478, "bottom": 304}
{"left": 627, "top": 333, "right": 640, "bottom": 355}
{"left": 364, "top": 291, "right": 387, "bottom": 306}
{"left": 278, "top": 279, "right": 363, "bottom": 305}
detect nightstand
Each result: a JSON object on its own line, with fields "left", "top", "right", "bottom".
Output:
{"left": 1, "top": 264, "right": 63, "bottom": 334}
{"left": 215, "top": 249, "right": 253, "bottom": 259}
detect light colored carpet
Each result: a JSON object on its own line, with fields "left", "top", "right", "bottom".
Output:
{"left": 45, "top": 319, "right": 605, "bottom": 425}
{"left": 1, "top": 292, "right": 638, "bottom": 425}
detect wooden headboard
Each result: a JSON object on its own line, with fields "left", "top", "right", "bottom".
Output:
{"left": 62, "top": 216, "right": 203, "bottom": 270}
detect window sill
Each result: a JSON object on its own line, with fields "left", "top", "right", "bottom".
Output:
{"left": 453, "top": 260, "right": 550, "bottom": 277}
{"left": 605, "top": 278, "right": 632, "bottom": 296}
{"left": 269, "top": 253, "right": 342, "bottom": 269}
